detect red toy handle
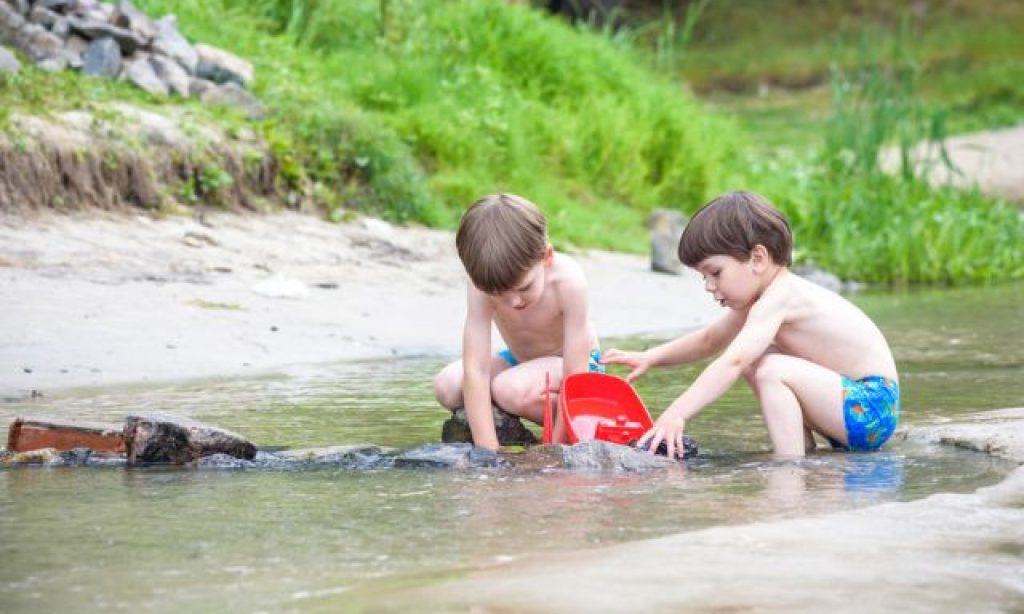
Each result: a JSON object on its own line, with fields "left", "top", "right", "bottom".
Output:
{"left": 542, "top": 372, "right": 553, "bottom": 444}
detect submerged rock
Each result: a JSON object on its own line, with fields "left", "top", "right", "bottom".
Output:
{"left": 1, "top": 447, "right": 61, "bottom": 465}
{"left": 196, "top": 453, "right": 255, "bottom": 469}
{"left": 273, "top": 444, "right": 397, "bottom": 469}
{"left": 555, "top": 440, "right": 681, "bottom": 472}
{"left": 123, "top": 413, "right": 256, "bottom": 465}
{"left": 441, "top": 406, "right": 538, "bottom": 446}
{"left": 395, "top": 443, "right": 504, "bottom": 470}
{"left": 630, "top": 436, "right": 699, "bottom": 461}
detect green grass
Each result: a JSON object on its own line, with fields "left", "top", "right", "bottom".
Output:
{"left": 3, "top": 0, "right": 1021, "bottom": 284}
{"left": 121, "top": 0, "right": 737, "bottom": 251}
{"left": 731, "top": 42, "right": 1024, "bottom": 285}
{"left": 658, "top": 0, "right": 1024, "bottom": 147}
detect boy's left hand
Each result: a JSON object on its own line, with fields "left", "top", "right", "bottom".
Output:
{"left": 638, "top": 409, "right": 687, "bottom": 460}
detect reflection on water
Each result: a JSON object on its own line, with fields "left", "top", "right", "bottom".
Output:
{"left": 0, "top": 283, "right": 1021, "bottom": 610}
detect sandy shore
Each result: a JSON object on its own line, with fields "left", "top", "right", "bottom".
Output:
{"left": 0, "top": 210, "right": 721, "bottom": 397}
{"left": 358, "top": 408, "right": 1024, "bottom": 611}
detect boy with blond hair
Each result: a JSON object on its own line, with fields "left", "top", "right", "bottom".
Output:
{"left": 603, "top": 191, "right": 899, "bottom": 458}
{"left": 434, "top": 193, "right": 602, "bottom": 450}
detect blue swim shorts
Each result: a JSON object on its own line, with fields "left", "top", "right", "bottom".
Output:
{"left": 828, "top": 375, "right": 900, "bottom": 451}
{"left": 496, "top": 349, "right": 605, "bottom": 373}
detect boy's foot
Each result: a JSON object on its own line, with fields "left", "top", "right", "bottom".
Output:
{"left": 440, "top": 405, "right": 538, "bottom": 446}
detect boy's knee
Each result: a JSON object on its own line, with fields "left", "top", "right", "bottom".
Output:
{"left": 491, "top": 378, "right": 533, "bottom": 414}
{"left": 434, "top": 369, "right": 462, "bottom": 409}
{"left": 749, "top": 354, "right": 786, "bottom": 387}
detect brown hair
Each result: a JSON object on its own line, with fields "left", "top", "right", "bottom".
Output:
{"left": 456, "top": 193, "right": 548, "bottom": 293}
{"left": 678, "top": 191, "right": 792, "bottom": 267}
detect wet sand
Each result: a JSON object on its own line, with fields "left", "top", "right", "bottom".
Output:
{"left": 0, "top": 210, "right": 721, "bottom": 397}
{"left": 355, "top": 408, "right": 1024, "bottom": 611}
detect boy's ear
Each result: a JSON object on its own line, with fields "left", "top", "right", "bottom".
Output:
{"left": 543, "top": 244, "right": 554, "bottom": 266}
{"left": 750, "top": 244, "right": 770, "bottom": 271}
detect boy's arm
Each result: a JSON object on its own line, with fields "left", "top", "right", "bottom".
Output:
{"left": 602, "top": 310, "right": 745, "bottom": 382}
{"left": 642, "top": 295, "right": 786, "bottom": 458}
{"left": 463, "top": 287, "right": 499, "bottom": 451}
{"left": 559, "top": 276, "right": 592, "bottom": 377}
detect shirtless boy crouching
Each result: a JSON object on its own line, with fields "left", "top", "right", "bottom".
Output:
{"left": 603, "top": 191, "right": 900, "bottom": 458}
{"left": 434, "top": 194, "right": 603, "bottom": 450}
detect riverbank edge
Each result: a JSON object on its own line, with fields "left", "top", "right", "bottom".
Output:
{"left": 362, "top": 407, "right": 1024, "bottom": 611}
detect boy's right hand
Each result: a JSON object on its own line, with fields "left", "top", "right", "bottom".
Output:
{"left": 600, "top": 349, "right": 653, "bottom": 383}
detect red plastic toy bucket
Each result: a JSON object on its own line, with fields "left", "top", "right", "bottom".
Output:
{"left": 543, "top": 372, "right": 653, "bottom": 445}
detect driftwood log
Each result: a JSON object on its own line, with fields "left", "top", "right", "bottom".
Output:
{"left": 123, "top": 412, "right": 256, "bottom": 465}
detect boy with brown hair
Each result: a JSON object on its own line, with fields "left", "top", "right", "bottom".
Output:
{"left": 434, "top": 193, "right": 602, "bottom": 450}
{"left": 603, "top": 191, "right": 900, "bottom": 459}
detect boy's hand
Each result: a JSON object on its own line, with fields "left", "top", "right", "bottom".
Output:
{"left": 637, "top": 409, "right": 687, "bottom": 460}
{"left": 600, "top": 348, "right": 654, "bottom": 383}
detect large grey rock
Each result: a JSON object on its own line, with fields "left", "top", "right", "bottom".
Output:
{"left": 67, "top": 16, "right": 147, "bottom": 53}
{"left": 81, "top": 35, "right": 120, "bottom": 76}
{"left": 394, "top": 443, "right": 503, "bottom": 469}
{"left": 112, "top": 1, "right": 155, "bottom": 40}
{"left": 149, "top": 53, "right": 188, "bottom": 96}
{"left": 200, "top": 81, "right": 264, "bottom": 119}
{"left": 187, "top": 75, "right": 215, "bottom": 97}
{"left": 18, "top": 23, "right": 63, "bottom": 61}
{"left": 0, "top": 45, "right": 19, "bottom": 73}
{"left": 28, "top": 5, "right": 59, "bottom": 29}
{"left": 151, "top": 14, "right": 196, "bottom": 74}
{"left": 51, "top": 16, "right": 69, "bottom": 38}
{"left": 0, "top": 2, "right": 26, "bottom": 36}
{"left": 123, "top": 412, "right": 257, "bottom": 465}
{"left": 37, "top": 0, "right": 72, "bottom": 11}
{"left": 194, "top": 42, "right": 253, "bottom": 86}
{"left": 441, "top": 405, "right": 538, "bottom": 446}
{"left": 649, "top": 208, "right": 687, "bottom": 275}
{"left": 125, "top": 54, "right": 168, "bottom": 96}
{"left": 5, "top": 0, "right": 29, "bottom": 16}
{"left": 557, "top": 440, "right": 681, "bottom": 471}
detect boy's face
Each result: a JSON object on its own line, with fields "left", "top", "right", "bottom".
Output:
{"left": 695, "top": 252, "right": 765, "bottom": 310}
{"left": 492, "top": 247, "right": 553, "bottom": 311}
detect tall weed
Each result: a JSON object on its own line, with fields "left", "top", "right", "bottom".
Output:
{"left": 761, "top": 28, "right": 1024, "bottom": 285}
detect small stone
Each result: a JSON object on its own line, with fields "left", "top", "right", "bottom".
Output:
{"left": 442, "top": 405, "right": 538, "bottom": 446}
{"left": 649, "top": 208, "right": 688, "bottom": 275}
{"left": 81, "top": 36, "right": 121, "bottom": 77}
{"left": 194, "top": 42, "right": 253, "bottom": 86}
{"left": 0, "top": 46, "right": 21, "bottom": 74}
{"left": 200, "top": 82, "right": 265, "bottom": 120}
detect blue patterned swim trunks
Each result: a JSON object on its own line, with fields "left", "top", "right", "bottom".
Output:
{"left": 828, "top": 376, "right": 900, "bottom": 451}
{"left": 496, "top": 349, "right": 605, "bottom": 373}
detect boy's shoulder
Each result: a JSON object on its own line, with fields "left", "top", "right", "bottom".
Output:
{"left": 548, "top": 251, "right": 589, "bottom": 287}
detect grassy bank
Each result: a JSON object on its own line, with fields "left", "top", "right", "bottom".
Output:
{"left": 667, "top": 0, "right": 1024, "bottom": 148}
{"left": 2, "top": 0, "right": 1021, "bottom": 284}
{"left": 124, "top": 0, "right": 736, "bottom": 251}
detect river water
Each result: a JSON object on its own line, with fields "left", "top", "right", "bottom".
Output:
{"left": 1, "top": 283, "right": 1021, "bottom": 611}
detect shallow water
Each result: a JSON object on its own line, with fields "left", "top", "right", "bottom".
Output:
{"left": 1, "top": 283, "right": 1021, "bottom": 611}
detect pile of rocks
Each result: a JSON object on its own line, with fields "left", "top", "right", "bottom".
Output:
{"left": 0, "top": 0, "right": 263, "bottom": 118}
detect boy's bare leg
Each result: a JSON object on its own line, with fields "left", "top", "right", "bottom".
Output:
{"left": 803, "top": 426, "right": 817, "bottom": 452}
{"left": 490, "top": 356, "right": 563, "bottom": 424}
{"left": 433, "top": 355, "right": 512, "bottom": 410}
{"left": 744, "top": 353, "right": 846, "bottom": 457}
